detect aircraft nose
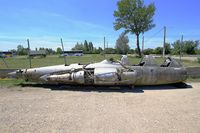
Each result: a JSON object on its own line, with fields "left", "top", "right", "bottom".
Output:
{"left": 8, "top": 71, "right": 17, "bottom": 78}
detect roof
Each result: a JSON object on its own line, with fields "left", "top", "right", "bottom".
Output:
{"left": 30, "top": 50, "right": 46, "bottom": 55}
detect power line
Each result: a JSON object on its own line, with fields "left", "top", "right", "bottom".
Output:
{"left": 144, "top": 27, "right": 164, "bottom": 43}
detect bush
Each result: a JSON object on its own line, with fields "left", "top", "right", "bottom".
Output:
{"left": 198, "top": 57, "right": 200, "bottom": 64}
{"left": 196, "top": 50, "right": 200, "bottom": 55}
{"left": 143, "top": 48, "right": 154, "bottom": 55}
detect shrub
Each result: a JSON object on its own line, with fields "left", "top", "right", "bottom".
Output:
{"left": 198, "top": 57, "right": 200, "bottom": 64}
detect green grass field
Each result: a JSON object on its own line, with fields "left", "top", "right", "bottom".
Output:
{"left": 0, "top": 54, "right": 199, "bottom": 69}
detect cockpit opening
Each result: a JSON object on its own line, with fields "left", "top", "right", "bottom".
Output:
{"left": 161, "top": 57, "right": 172, "bottom": 67}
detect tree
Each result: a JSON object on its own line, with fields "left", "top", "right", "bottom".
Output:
{"left": 165, "top": 43, "right": 171, "bottom": 54}
{"left": 143, "top": 48, "right": 154, "bottom": 55}
{"left": 105, "top": 48, "right": 116, "bottom": 54}
{"left": 128, "top": 49, "right": 135, "bottom": 54}
{"left": 9, "top": 49, "right": 17, "bottom": 54}
{"left": 154, "top": 43, "right": 171, "bottom": 55}
{"left": 115, "top": 32, "right": 130, "bottom": 54}
{"left": 45, "top": 48, "right": 55, "bottom": 55}
{"left": 114, "top": 0, "right": 156, "bottom": 57}
{"left": 72, "top": 41, "right": 96, "bottom": 54}
{"left": 183, "top": 40, "right": 199, "bottom": 54}
{"left": 172, "top": 40, "right": 181, "bottom": 55}
{"left": 88, "top": 42, "right": 94, "bottom": 52}
{"left": 92, "top": 47, "right": 103, "bottom": 54}
{"left": 96, "top": 47, "right": 103, "bottom": 54}
{"left": 39, "top": 47, "right": 45, "bottom": 50}
{"left": 56, "top": 47, "right": 62, "bottom": 54}
{"left": 154, "top": 47, "right": 163, "bottom": 55}
{"left": 196, "top": 49, "right": 200, "bottom": 55}
{"left": 172, "top": 40, "right": 199, "bottom": 55}
{"left": 72, "top": 42, "right": 84, "bottom": 51}
{"left": 17, "top": 45, "right": 28, "bottom": 55}
{"left": 84, "top": 40, "right": 89, "bottom": 52}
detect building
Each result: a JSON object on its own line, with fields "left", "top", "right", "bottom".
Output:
{"left": 61, "top": 50, "right": 84, "bottom": 56}
{"left": 29, "top": 50, "right": 47, "bottom": 57}
{"left": 0, "top": 51, "right": 13, "bottom": 58}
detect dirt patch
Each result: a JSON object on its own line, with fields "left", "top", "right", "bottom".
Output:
{"left": 0, "top": 83, "right": 200, "bottom": 133}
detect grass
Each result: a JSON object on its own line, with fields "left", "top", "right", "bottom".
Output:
{"left": 0, "top": 54, "right": 140, "bottom": 69}
{"left": 187, "top": 76, "right": 200, "bottom": 82}
{"left": 0, "top": 79, "right": 25, "bottom": 87}
{"left": 0, "top": 78, "right": 39, "bottom": 88}
{"left": 181, "top": 59, "right": 200, "bottom": 67}
{"left": 1, "top": 54, "right": 199, "bottom": 69}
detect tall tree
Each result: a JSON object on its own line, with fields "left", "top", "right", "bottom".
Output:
{"left": 115, "top": 32, "right": 130, "bottom": 54}
{"left": 172, "top": 40, "right": 199, "bottom": 55}
{"left": 56, "top": 47, "right": 62, "bottom": 54}
{"left": 84, "top": 40, "right": 89, "bottom": 52}
{"left": 72, "top": 42, "right": 84, "bottom": 51}
{"left": 88, "top": 42, "right": 94, "bottom": 52}
{"left": 17, "top": 45, "right": 28, "bottom": 55}
{"left": 183, "top": 40, "right": 199, "bottom": 54}
{"left": 114, "top": 0, "right": 156, "bottom": 57}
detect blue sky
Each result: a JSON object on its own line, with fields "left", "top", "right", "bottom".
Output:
{"left": 0, "top": 0, "right": 200, "bottom": 51}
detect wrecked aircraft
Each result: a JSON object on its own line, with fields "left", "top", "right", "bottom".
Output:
{"left": 8, "top": 56, "right": 188, "bottom": 86}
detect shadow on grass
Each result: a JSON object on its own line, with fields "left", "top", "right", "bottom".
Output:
{"left": 17, "top": 83, "right": 192, "bottom": 93}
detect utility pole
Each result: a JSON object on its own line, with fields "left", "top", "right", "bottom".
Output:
{"left": 104, "top": 37, "right": 106, "bottom": 59}
{"left": 61, "top": 38, "right": 67, "bottom": 65}
{"left": 27, "top": 39, "right": 32, "bottom": 68}
{"left": 163, "top": 26, "right": 166, "bottom": 58}
{"left": 142, "top": 35, "right": 144, "bottom": 55}
{"left": 180, "top": 35, "right": 183, "bottom": 61}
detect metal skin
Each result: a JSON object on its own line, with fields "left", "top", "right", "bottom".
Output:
{"left": 8, "top": 56, "right": 187, "bottom": 86}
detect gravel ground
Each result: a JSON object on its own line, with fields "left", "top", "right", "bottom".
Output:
{"left": 0, "top": 83, "right": 200, "bottom": 133}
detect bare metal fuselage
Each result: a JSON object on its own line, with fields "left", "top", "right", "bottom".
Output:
{"left": 8, "top": 59, "right": 187, "bottom": 86}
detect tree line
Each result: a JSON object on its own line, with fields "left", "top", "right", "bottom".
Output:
{"left": 70, "top": 40, "right": 103, "bottom": 54}
{"left": 9, "top": 37, "right": 200, "bottom": 56}
{"left": 142, "top": 40, "right": 200, "bottom": 55}
{"left": 9, "top": 45, "right": 56, "bottom": 56}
